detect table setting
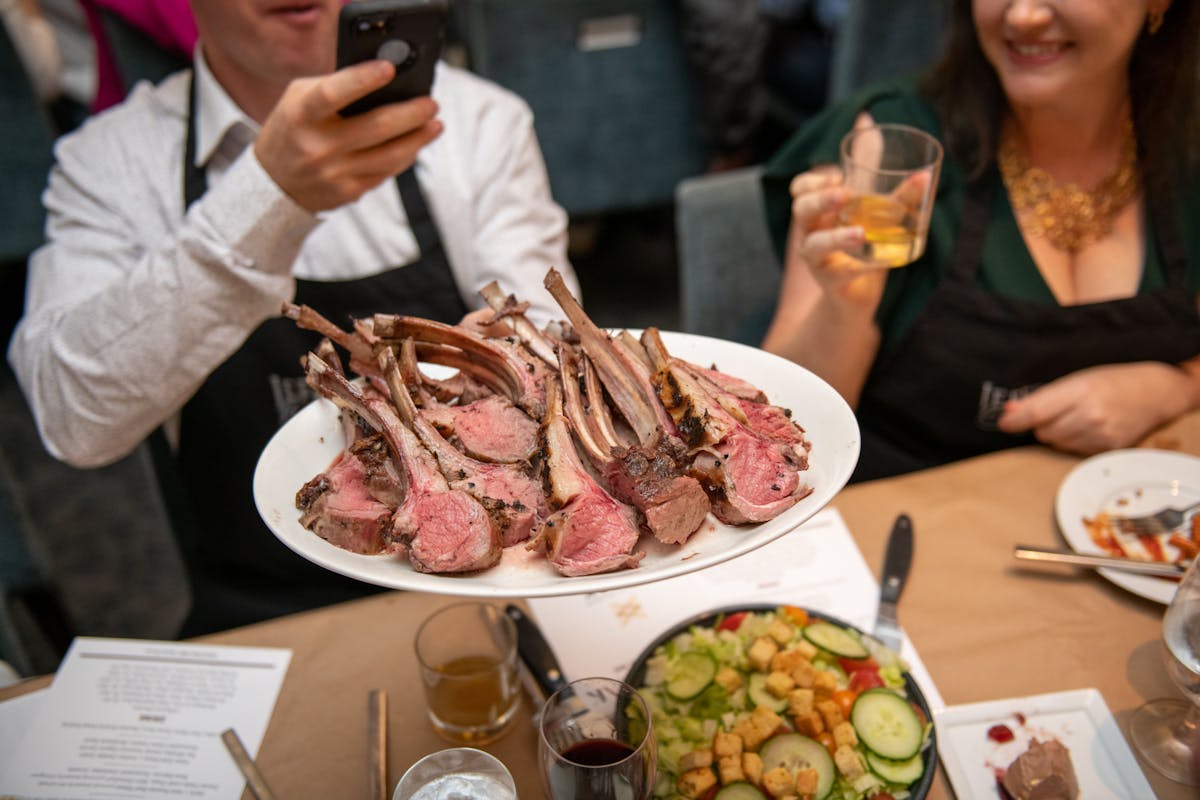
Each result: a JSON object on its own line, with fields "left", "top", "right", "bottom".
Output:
{"left": 1, "top": 263, "right": 1199, "bottom": 799}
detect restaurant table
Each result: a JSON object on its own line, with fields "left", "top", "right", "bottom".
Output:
{"left": 4, "top": 411, "right": 1199, "bottom": 799}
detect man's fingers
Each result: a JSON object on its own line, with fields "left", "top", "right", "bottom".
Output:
{"left": 345, "top": 119, "right": 444, "bottom": 179}
{"left": 299, "top": 59, "right": 396, "bottom": 119}
{"left": 339, "top": 96, "right": 440, "bottom": 151}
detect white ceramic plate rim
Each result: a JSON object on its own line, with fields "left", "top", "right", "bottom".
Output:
{"left": 933, "top": 689, "right": 1155, "bottom": 799}
{"left": 252, "top": 331, "right": 861, "bottom": 598}
{"left": 1055, "top": 449, "right": 1200, "bottom": 604}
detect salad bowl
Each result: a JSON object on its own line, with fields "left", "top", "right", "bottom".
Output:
{"left": 624, "top": 604, "right": 937, "bottom": 800}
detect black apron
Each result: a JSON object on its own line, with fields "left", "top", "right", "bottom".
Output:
{"left": 168, "top": 74, "right": 468, "bottom": 635}
{"left": 853, "top": 173, "right": 1200, "bottom": 482}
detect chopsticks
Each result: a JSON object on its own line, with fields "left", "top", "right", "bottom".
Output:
{"left": 221, "top": 728, "right": 279, "bottom": 800}
{"left": 368, "top": 688, "right": 388, "bottom": 800}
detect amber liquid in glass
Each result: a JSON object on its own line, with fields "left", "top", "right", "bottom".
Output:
{"left": 425, "top": 654, "right": 518, "bottom": 744}
{"left": 840, "top": 193, "right": 924, "bottom": 267}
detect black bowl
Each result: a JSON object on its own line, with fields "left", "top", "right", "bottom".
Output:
{"left": 622, "top": 603, "right": 937, "bottom": 800}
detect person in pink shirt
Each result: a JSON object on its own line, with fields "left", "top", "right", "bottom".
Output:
{"left": 79, "top": 0, "right": 196, "bottom": 111}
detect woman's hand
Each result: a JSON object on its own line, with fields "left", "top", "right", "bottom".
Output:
{"left": 997, "top": 361, "right": 1200, "bottom": 454}
{"left": 783, "top": 166, "right": 886, "bottom": 314}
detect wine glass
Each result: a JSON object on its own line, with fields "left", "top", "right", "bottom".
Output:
{"left": 538, "top": 677, "right": 657, "bottom": 800}
{"left": 1129, "top": 557, "right": 1200, "bottom": 784}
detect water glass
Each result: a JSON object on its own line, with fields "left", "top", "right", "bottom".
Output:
{"left": 839, "top": 122, "right": 943, "bottom": 268}
{"left": 414, "top": 602, "right": 520, "bottom": 745}
{"left": 393, "top": 748, "right": 517, "bottom": 800}
{"left": 538, "top": 677, "right": 656, "bottom": 800}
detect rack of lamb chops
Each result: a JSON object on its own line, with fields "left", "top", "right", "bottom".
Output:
{"left": 284, "top": 268, "right": 813, "bottom": 578}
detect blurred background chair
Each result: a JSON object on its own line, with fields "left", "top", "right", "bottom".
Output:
{"left": 95, "top": 6, "right": 191, "bottom": 97}
{"left": 676, "top": 166, "right": 779, "bottom": 345}
{"left": 456, "top": 0, "right": 707, "bottom": 218}
{"left": 827, "top": 0, "right": 944, "bottom": 103}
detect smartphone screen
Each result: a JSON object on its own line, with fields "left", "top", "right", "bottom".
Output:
{"left": 336, "top": 0, "right": 447, "bottom": 116}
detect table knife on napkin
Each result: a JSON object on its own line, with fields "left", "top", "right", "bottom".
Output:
{"left": 873, "top": 513, "right": 913, "bottom": 652}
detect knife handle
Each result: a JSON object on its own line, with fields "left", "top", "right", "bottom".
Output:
{"left": 505, "top": 604, "right": 569, "bottom": 701}
{"left": 879, "top": 513, "right": 913, "bottom": 605}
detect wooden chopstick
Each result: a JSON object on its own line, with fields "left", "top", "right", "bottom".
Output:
{"left": 368, "top": 688, "right": 388, "bottom": 800}
{"left": 221, "top": 728, "right": 279, "bottom": 800}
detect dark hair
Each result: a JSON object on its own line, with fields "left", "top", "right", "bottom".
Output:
{"left": 922, "top": 0, "right": 1200, "bottom": 199}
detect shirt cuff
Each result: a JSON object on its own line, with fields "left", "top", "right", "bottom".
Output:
{"left": 193, "top": 148, "right": 320, "bottom": 274}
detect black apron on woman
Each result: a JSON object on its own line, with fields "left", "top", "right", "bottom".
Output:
{"left": 853, "top": 173, "right": 1200, "bottom": 483}
{"left": 165, "top": 75, "right": 468, "bottom": 635}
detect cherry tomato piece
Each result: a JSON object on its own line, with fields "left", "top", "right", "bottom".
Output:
{"left": 716, "top": 612, "right": 748, "bottom": 632}
{"left": 832, "top": 689, "right": 858, "bottom": 720}
{"left": 838, "top": 655, "right": 880, "bottom": 674}
{"left": 848, "top": 668, "right": 885, "bottom": 693}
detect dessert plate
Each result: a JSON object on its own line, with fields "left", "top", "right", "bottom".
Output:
{"left": 934, "top": 689, "right": 1154, "bottom": 799}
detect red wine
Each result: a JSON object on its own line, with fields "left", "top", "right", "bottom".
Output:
{"left": 562, "top": 738, "right": 635, "bottom": 766}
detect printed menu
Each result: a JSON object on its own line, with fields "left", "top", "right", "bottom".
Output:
{"left": 0, "top": 637, "right": 290, "bottom": 799}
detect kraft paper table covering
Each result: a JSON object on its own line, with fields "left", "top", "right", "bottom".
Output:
{"left": 3, "top": 411, "right": 1198, "bottom": 800}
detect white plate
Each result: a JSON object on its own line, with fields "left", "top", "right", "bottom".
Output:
{"left": 934, "top": 689, "right": 1155, "bottom": 799}
{"left": 252, "top": 331, "right": 861, "bottom": 598}
{"left": 1055, "top": 449, "right": 1200, "bottom": 604}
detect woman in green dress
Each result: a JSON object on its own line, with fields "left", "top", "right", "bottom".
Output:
{"left": 761, "top": 0, "right": 1200, "bottom": 481}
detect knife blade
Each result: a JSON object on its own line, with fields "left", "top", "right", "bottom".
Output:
{"left": 873, "top": 513, "right": 913, "bottom": 652}
{"left": 1013, "top": 545, "right": 1186, "bottom": 577}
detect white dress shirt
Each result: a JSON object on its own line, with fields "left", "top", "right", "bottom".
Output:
{"left": 8, "top": 51, "right": 579, "bottom": 468}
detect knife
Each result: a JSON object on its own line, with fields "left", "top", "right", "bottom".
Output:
{"left": 1013, "top": 545, "right": 1186, "bottom": 577}
{"left": 505, "top": 604, "right": 569, "bottom": 704}
{"left": 873, "top": 513, "right": 913, "bottom": 653}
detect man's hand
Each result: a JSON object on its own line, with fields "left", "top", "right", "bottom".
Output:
{"left": 254, "top": 60, "right": 443, "bottom": 212}
{"left": 996, "top": 361, "right": 1193, "bottom": 455}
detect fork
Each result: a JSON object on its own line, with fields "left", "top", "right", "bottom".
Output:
{"left": 1115, "top": 499, "right": 1200, "bottom": 537}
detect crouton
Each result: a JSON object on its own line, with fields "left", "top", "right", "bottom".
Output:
{"left": 816, "top": 698, "right": 844, "bottom": 730}
{"left": 765, "top": 670, "right": 796, "bottom": 698}
{"left": 795, "top": 767, "right": 820, "bottom": 796}
{"left": 714, "top": 666, "right": 743, "bottom": 693}
{"left": 795, "top": 639, "right": 818, "bottom": 660}
{"left": 742, "top": 751, "right": 763, "bottom": 785}
{"left": 762, "top": 766, "right": 795, "bottom": 797}
{"left": 812, "top": 669, "right": 838, "bottom": 696}
{"left": 787, "top": 687, "right": 815, "bottom": 717}
{"left": 834, "top": 745, "right": 866, "bottom": 780}
{"left": 767, "top": 617, "right": 794, "bottom": 645}
{"left": 770, "top": 647, "right": 810, "bottom": 674}
{"left": 678, "top": 749, "right": 713, "bottom": 772}
{"left": 677, "top": 767, "right": 718, "bottom": 798}
{"left": 791, "top": 660, "right": 816, "bottom": 689}
{"left": 747, "top": 636, "right": 779, "bottom": 672}
{"left": 794, "top": 710, "right": 825, "bottom": 737}
{"left": 713, "top": 730, "right": 743, "bottom": 758}
{"left": 832, "top": 720, "right": 858, "bottom": 748}
{"left": 717, "top": 754, "right": 745, "bottom": 783}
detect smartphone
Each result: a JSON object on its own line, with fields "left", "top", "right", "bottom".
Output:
{"left": 336, "top": 0, "right": 448, "bottom": 116}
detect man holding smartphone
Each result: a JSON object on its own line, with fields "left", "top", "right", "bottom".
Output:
{"left": 8, "top": 0, "right": 580, "bottom": 635}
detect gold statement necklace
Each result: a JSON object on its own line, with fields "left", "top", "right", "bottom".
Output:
{"left": 997, "top": 121, "right": 1140, "bottom": 253}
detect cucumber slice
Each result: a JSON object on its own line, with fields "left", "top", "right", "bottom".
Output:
{"left": 713, "top": 782, "right": 767, "bottom": 800}
{"left": 865, "top": 749, "right": 925, "bottom": 785}
{"left": 666, "top": 651, "right": 717, "bottom": 700}
{"left": 850, "top": 689, "right": 924, "bottom": 760}
{"left": 758, "top": 733, "right": 835, "bottom": 800}
{"left": 802, "top": 621, "right": 869, "bottom": 659}
{"left": 747, "top": 672, "right": 787, "bottom": 712}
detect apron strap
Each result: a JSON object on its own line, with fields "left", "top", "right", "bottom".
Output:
{"left": 947, "top": 174, "right": 996, "bottom": 284}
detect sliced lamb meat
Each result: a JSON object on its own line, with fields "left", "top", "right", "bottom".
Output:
{"left": 304, "top": 352, "right": 501, "bottom": 573}
{"left": 531, "top": 378, "right": 644, "bottom": 576}
{"left": 384, "top": 343, "right": 547, "bottom": 547}
{"left": 560, "top": 346, "right": 709, "bottom": 546}
{"left": 420, "top": 395, "right": 540, "bottom": 464}
{"left": 642, "top": 327, "right": 812, "bottom": 525}
{"left": 295, "top": 435, "right": 398, "bottom": 555}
